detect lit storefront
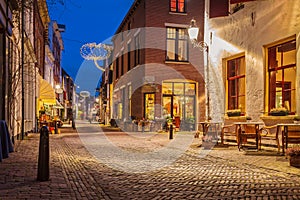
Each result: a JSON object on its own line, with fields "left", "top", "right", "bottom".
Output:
{"left": 161, "top": 81, "right": 196, "bottom": 130}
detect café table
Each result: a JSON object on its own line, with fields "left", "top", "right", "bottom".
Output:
{"left": 277, "top": 123, "right": 300, "bottom": 155}
{"left": 197, "top": 121, "right": 222, "bottom": 144}
{"left": 234, "top": 121, "right": 264, "bottom": 151}
{"left": 0, "top": 120, "right": 14, "bottom": 161}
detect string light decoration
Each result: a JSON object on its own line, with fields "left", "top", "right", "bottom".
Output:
{"left": 80, "top": 43, "right": 113, "bottom": 71}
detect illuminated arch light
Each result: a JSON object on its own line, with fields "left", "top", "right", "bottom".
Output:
{"left": 80, "top": 43, "right": 113, "bottom": 71}
{"left": 80, "top": 90, "right": 90, "bottom": 98}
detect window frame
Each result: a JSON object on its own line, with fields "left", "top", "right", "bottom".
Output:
{"left": 266, "top": 38, "right": 296, "bottom": 114}
{"left": 166, "top": 27, "right": 189, "bottom": 62}
{"left": 170, "top": 0, "right": 186, "bottom": 13}
{"left": 225, "top": 55, "right": 246, "bottom": 112}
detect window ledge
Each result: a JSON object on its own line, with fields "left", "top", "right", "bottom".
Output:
{"left": 169, "top": 12, "right": 187, "bottom": 16}
{"left": 224, "top": 116, "right": 247, "bottom": 120}
{"left": 165, "top": 61, "right": 190, "bottom": 65}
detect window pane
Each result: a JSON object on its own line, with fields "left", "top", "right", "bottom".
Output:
{"left": 167, "top": 40, "right": 175, "bottom": 60}
{"left": 237, "top": 57, "right": 245, "bottom": 75}
{"left": 178, "top": 29, "right": 186, "bottom": 39}
{"left": 185, "top": 96, "right": 195, "bottom": 119}
{"left": 185, "top": 83, "right": 195, "bottom": 95}
{"left": 238, "top": 77, "right": 245, "bottom": 96}
{"left": 170, "top": 0, "right": 177, "bottom": 12}
{"left": 145, "top": 93, "right": 155, "bottom": 120}
{"left": 174, "top": 83, "right": 184, "bottom": 95}
{"left": 162, "top": 83, "right": 172, "bottom": 94}
{"left": 178, "top": 0, "right": 185, "bottom": 12}
{"left": 167, "top": 28, "right": 176, "bottom": 39}
{"left": 178, "top": 40, "right": 187, "bottom": 61}
{"left": 227, "top": 60, "right": 236, "bottom": 77}
{"left": 277, "top": 40, "right": 296, "bottom": 66}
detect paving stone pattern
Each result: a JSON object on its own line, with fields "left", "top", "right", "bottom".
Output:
{"left": 0, "top": 123, "right": 300, "bottom": 199}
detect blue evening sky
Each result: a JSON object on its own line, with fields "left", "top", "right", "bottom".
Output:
{"left": 47, "top": 0, "right": 134, "bottom": 82}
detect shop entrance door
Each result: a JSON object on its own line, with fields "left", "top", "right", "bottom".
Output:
{"left": 163, "top": 95, "right": 181, "bottom": 128}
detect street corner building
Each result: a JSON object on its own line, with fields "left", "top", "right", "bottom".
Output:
{"left": 108, "top": 0, "right": 207, "bottom": 132}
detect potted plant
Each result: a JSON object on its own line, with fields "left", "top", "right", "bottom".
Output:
{"left": 293, "top": 116, "right": 300, "bottom": 124}
{"left": 286, "top": 144, "right": 300, "bottom": 168}
{"left": 269, "top": 107, "right": 289, "bottom": 116}
{"left": 227, "top": 109, "right": 241, "bottom": 117}
{"left": 246, "top": 116, "right": 252, "bottom": 122}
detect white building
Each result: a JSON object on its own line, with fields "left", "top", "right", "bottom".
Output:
{"left": 205, "top": 0, "right": 300, "bottom": 124}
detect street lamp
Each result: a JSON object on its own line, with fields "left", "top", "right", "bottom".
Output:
{"left": 187, "top": 19, "right": 210, "bottom": 121}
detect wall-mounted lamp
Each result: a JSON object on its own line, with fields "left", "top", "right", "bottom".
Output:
{"left": 187, "top": 19, "right": 210, "bottom": 120}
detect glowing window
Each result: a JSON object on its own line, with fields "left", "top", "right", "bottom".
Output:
{"left": 170, "top": 0, "right": 186, "bottom": 13}
{"left": 226, "top": 56, "right": 245, "bottom": 112}
{"left": 267, "top": 39, "right": 296, "bottom": 114}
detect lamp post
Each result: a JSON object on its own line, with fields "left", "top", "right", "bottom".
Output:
{"left": 187, "top": 19, "right": 210, "bottom": 121}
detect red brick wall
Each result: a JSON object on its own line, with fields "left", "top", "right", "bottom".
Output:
{"left": 112, "top": 0, "right": 206, "bottom": 122}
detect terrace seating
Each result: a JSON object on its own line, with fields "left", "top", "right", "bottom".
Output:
{"left": 259, "top": 125, "right": 280, "bottom": 152}
{"left": 283, "top": 125, "right": 300, "bottom": 150}
{"left": 237, "top": 124, "right": 261, "bottom": 150}
{"left": 221, "top": 124, "right": 239, "bottom": 144}
{"left": 221, "top": 118, "right": 247, "bottom": 145}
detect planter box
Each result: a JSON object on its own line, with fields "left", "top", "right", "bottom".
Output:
{"left": 227, "top": 112, "right": 241, "bottom": 117}
{"left": 290, "top": 156, "right": 300, "bottom": 168}
{"left": 260, "top": 115, "right": 294, "bottom": 126}
{"left": 269, "top": 112, "right": 288, "bottom": 116}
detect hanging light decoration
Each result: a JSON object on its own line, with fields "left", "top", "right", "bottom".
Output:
{"left": 80, "top": 43, "right": 113, "bottom": 71}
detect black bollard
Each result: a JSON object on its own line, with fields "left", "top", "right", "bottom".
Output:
{"left": 37, "top": 126, "right": 49, "bottom": 181}
{"left": 169, "top": 124, "right": 173, "bottom": 140}
{"left": 72, "top": 119, "right": 76, "bottom": 130}
{"left": 54, "top": 120, "right": 58, "bottom": 134}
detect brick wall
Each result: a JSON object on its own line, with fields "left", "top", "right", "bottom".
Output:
{"left": 112, "top": 0, "right": 207, "bottom": 123}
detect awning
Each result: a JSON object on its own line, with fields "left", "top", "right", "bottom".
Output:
{"left": 39, "top": 77, "right": 56, "bottom": 104}
{"left": 53, "top": 100, "right": 64, "bottom": 109}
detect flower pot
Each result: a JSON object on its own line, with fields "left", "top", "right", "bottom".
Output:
{"left": 289, "top": 156, "right": 300, "bottom": 168}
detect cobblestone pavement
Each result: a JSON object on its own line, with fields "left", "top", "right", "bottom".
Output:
{"left": 0, "top": 120, "right": 300, "bottom": 199}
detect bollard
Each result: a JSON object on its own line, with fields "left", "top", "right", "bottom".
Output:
{"left": 54, "top": 120, "right": 58, "bottom": 134}
{"left": 169, "top": 124, "right": 173, "bottom": 140}
{"left": 37, "top": 126, "right": 49, "bottom": 181}
{"left": 72, "top": 119, "right": 76, "bottom": 130}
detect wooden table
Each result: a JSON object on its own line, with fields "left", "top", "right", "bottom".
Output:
{"left": 234, "top": 122, "right": 264, "bottom": 151}
{"left": 198, "top": 121, "right": 222, "bottom": 143}
{"left": 277, "top": 123, "right": 300, "bottom": 154}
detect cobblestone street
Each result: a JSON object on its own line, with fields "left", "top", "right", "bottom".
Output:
{"left": 1, "top": 121, "right": 300, "bottom": 199}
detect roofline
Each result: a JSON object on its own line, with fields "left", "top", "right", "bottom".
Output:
{"left": 112, "top": 0, "right": 142, "bottom": 40}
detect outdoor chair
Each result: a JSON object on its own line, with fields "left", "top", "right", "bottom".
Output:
{"left": 259, "top": 125, "right": 280, "bottom": 152}
{"left": 282, "top": 126, "right": 300, "bottom": 151}
{"left": 221, "top": 124, "right": 239, "bottom": 144}
{"left": 237, "top": 124, "right": 260, "bottom": 150}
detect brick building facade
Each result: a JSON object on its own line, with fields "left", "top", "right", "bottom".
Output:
{"left": 112, "top": 0, "right": 206, "bottom": 131}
